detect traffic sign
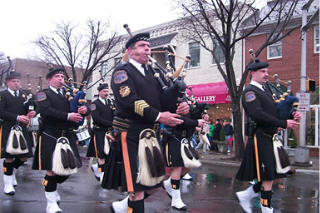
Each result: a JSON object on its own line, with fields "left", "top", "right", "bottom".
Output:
{"left": 296, "top": 92, "right": 310, "bottom": 111}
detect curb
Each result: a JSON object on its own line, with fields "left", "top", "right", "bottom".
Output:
{"left": 200, "top": 158, "right": 319, "bottom": 174}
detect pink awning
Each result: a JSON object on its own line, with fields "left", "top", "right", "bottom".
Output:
{"left": 187, "top": 82, "right": 232, "bottom": 104}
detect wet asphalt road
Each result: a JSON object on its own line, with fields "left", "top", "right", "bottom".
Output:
{"left": 0, "top": 146, "right": 318, "bottom": 213}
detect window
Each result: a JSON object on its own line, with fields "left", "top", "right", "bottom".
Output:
{"left": 114, "top": 57, "right": 122, "bottom": 66}
{"left": 101, "top": 62, "right": 108, "bottom": 77}
{"left": 267, "top": 34, "right": 282, "bottom": 59}
{"left": 189, "top": 42, "right": 200, "bottom": 67}
{"left": 212, "top": 39, "right": 225, "bottom": 64}
{"left": 315, "top": 25, "right": 319, "bottom": 53}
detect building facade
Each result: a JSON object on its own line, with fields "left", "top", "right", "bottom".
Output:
{"left": 93, "top": 19, "right": 244, "bottom": 121}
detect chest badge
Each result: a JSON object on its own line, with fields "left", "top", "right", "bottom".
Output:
{"left": 119, "top": 86, "right": 131, "bottom": 97}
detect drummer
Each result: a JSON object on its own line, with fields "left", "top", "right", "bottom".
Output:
{"left": 86, "top": 83, "right": 114, "bottom": 181}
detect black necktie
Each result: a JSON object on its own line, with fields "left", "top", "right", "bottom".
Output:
{"left": 14, "top": 91, "right": 17, "bottom": 97}
{"left": 142, "top": 64, "right": 148, "bottom": 73}
{"left": 57, "top": 88, "right": 63, "bottom": 96}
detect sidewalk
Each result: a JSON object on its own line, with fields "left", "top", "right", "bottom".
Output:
{"left": 200, "top": 150, "right": 320, "bottom": 173}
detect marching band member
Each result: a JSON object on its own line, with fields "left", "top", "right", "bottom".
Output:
{"left": 0, "top": 72, "right": 35, "bottom": 195}
{"left": 235, "top": 59, "right": 301, "bottom": 213}
{"left": 87, "top": 83, "right": 114, "bottom": 181}
{"left": 162, "top": 109, "right": 205, "bottom": 210}
{"left": 32, "top": 68, "right": 89, "bottom": 213}
{"left": 110, "top": 32, "right": 186, "bottom": 213}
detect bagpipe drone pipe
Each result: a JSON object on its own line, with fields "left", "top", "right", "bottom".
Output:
{"left": 147, "top": 49, "right": 190, "bottom": 113}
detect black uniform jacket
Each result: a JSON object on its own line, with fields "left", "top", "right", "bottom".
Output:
{"left": 0, "top": 89, "right": 33, "bottom": 158}
{"left": 32, "top": 88, "right": 83, "bottom": 170}
{"left": 91, "top": 99, "right": 114, "bottom": 130}
{"left": 242, "top": 84, "right": 287, "bottom": 133}
{"left": 87, "top": 98, "right": 114, "bottom": 158}
{"left": 112, "top": 62, "right": 163, "bottom": 125}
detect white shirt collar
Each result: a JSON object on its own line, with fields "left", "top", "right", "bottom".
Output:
{"left": 99, "top": 97, "right": 106, "bottom": 105}
{"left": 7, "top": 88, "right": 19, "bottom": 96}
{"left": 250, "top": 80, "right": 264, "bottom": 91}
{"left": 129, "top": 58, "right": 145, "bottom": 76}
{"left": 50, "top": 86, "right": 62, "bottom": 95}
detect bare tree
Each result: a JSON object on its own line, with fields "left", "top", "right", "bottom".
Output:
{"left": 34, "top": 20, "right": 122, "bottom": 89}
{"left": 178, "top": 0, "right": 300, "bottom": 159}
{"left": 0, "top": 52, "right": 11, "bottom": 88}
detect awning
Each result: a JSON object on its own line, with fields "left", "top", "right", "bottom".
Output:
{"left": 187, "top": 82, "right": 232, "bottom": 104}
{"left": 149, "top": 33, "right": 177, "bottom": 49}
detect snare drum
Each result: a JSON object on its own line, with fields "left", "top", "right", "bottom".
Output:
{"left": 76, "top": 128, "right": 90, "bottom": 142}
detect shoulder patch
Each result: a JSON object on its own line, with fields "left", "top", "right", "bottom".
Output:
{"left": 90, "top": 104, "right": 96, "bottom": 111}
{"left": 36, "top": 92, "right": 46, "bottom": 101}
{"left": 245, "top": 91, "right": 256, "bottom": 102}
{"left": 113, "top": 70, "right": 128, "bottom": 84}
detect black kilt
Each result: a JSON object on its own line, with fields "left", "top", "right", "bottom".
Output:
{"left": 0, "top": 124, "right": 33, "bottom": 158}
{"left": 236, "top": 129, "right": 286, "bottom": 181}
{"left": 86, "top": 128, "right": 108, "bottom": 159}
{"left": 120, "top": 123, "right": 162, "bottom": 192}
{"left": 101, "top": 134, "right": 125, "bottom": 190}
{"left": 32, "top": 129, "right": 82, "bottom": 171}
{"left": 162, "top": 134, "right": 184, "bottom": 167}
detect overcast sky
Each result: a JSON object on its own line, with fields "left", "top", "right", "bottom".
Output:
{"left": 0, "top": 0, "right": 266, "bottom": 59}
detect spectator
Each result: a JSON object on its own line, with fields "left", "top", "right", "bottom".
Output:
{"left": 224, "top": 119, "right": 234, "bottom": 153}
{"left": 196, "top": 114, "right": 210, "bottom": 152}
{"left": 212, "top": 119, "right": 222, "bottom": 141}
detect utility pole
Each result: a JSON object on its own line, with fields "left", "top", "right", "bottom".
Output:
{"left": 294, "top": 0, "right": 319, "bottom": 166}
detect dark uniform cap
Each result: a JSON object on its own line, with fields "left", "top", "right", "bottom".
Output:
{"left": 247, "top": 59, "right": 269, "bottom": 71}
{"left": 97, "top": 83, "right": 109, "bottom": 91}
{"left": 5, "top": 72, "right": 21, "bottom": 81}
{"left": 46, "top": 67, "right": 65, "bottom": 79}
{"left": 125, "top": 32, "right": 150, "bottom": 49}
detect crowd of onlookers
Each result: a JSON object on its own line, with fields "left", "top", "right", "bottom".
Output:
{"left": 195, "top": 116, "right": 234, "bottom": 154}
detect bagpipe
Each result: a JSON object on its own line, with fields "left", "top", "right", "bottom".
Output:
{"left": 186, "top": 86, "right": 208, "bottom": 120}
{"left": 148, "top": 48, "right": 204, "bottom": 169}
{"left": 265, "top": 77, "right": 299, "bottom": 120}
{"left": 62, "top": 79, "right": 90, "bottom": 142}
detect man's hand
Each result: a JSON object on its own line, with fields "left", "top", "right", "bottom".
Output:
{"left": 176, "top": 102, "right": 189, "bottom": 115}
{"left": 287, "top": 120, "right": 299, "bottom": 129}
{"left": 17, "top": 115, "right": 30, "bottom": 124}
{"left": 27, "top": 111, "right": 36, "bottom": 119}
{"left": 78, "top": 106, "right": 87, "bottom": 115}
{"left": 158, "top": 111, "right": 183, "bottom": 127}
{"left": 292, "top": 111, "right": 301, "bottom": 121}
{"left": 106, "top": 133, "right": 115, "bottom": 142}
{"left": 69, "top": 113, "right": 83, "bottom": 123}
{"left": 197, "top": 119, "right": 205, "bottom": 128}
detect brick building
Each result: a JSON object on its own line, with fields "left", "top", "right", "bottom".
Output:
{"left": 2, "top": 58, "right": 88, "bottom": 96}
{"left": 242, "top": 0, "right": 319, "bottom": 149}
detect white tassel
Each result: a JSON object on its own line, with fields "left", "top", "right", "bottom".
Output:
{"left": 136, "top": 129, "right": 164, "bottom": 186}
{"left": 181, "top": 139, "right": 201, "bottom": 168}
{"left": 52, "top": 137, "right": 78, "bottom": 176}
{"left": 6, "top": 126, "right": 28, "bottom": 155}
{"left": 104, "top": 134, "right": 110, "bottom": 155}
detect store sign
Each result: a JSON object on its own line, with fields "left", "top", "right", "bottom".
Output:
{"left": 296, "top": 92, "right": 310, "bottom": 111}
{"left": 187, "top": 82, "right": 232, "bottom": 104}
